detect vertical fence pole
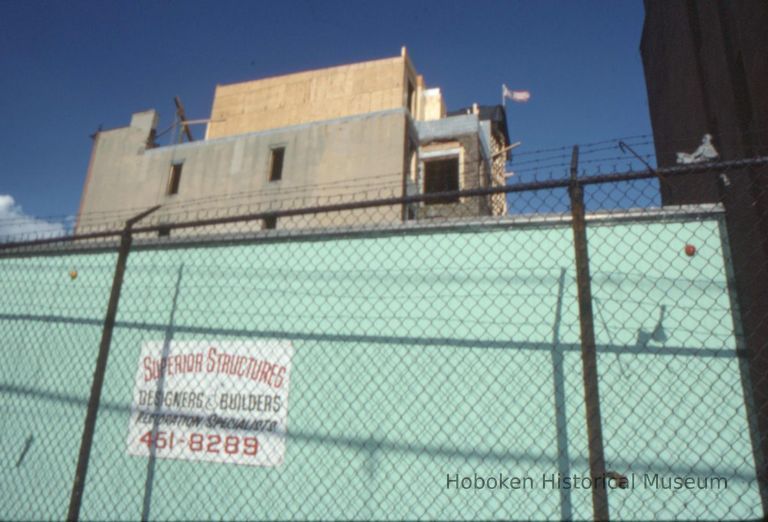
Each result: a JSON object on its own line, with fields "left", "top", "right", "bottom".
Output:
{"left": 568, "top": 146, "right": 610, "bottom": 521}
{"left": 67, "top": 205, "right": 159, "bottom": 521}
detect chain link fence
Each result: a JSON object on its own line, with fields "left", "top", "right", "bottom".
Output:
{"left": 1, "top": 151, "right": 767, "bottom": 520}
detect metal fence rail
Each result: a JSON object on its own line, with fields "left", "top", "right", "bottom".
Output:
{"left": 0, "top": 155, "right": 766, "bottom": 521}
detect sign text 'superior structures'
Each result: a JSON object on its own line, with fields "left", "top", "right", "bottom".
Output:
{"left": 126, "top": 340, "right": 293, "bottom": 467}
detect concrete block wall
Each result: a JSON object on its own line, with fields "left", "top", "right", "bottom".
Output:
{"left": 420, "top": 88, "right": 446, "bottom": 121}
{"left": 75, "top": 51, "right": 493, "bottom": 235}
{"left": 417, "top": 119, "right": 493, "bottom": 221}
{"left": 489, "top": 130, "right": 508, "bottom": 216}
{"left": 207, "top": 55, "right": 412, "bottom": 140}
{"left": 77, "top": 109, "right": 409, "bottom": 233}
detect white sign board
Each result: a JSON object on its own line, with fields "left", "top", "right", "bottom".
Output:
{"left": 126, "top": 340, "right": 293, "bottom": 467}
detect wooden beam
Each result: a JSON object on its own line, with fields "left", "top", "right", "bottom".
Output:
{"left": 491, "top": 141, "right": 522, "bottom": 158}
{"left": 174, "top": 96, "right": 195, "bottom": 143}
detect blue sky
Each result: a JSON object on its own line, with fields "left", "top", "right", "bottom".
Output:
{"left": 0, "top": 0, "right": 651, "bottom": 222}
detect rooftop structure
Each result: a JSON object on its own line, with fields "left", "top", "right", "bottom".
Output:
{"left": 76, "top": 48, "right": 512, "bottom": 234}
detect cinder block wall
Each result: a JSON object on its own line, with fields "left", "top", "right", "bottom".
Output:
{"left": 77, "top": 110, "right": 410, "bottom": 233}
{"left": 206, "top": 55, "right": 419, "bottom": 140}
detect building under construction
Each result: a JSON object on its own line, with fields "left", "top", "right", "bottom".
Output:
{"left": 76, "top": 48, "right": 511, "bottom": 234}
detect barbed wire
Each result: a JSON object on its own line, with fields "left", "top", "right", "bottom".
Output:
{"left": 0, "top": 156, "right": 766, "bottom": 520}
{"left": 2, "top": 129, "right": 764, "bottom": 244}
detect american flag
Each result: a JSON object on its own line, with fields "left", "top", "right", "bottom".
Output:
{"left": 503, "top": 84, "right": 531, "bottom": 103}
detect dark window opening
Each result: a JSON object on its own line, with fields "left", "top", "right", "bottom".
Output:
{"left": 424, "top": 158, "right": 459, "bottom": 205}
{"left": 167, "top": 163, "right": 183, "bottom": 195}
{"left": 269, "top": 147, "right": 285, "bottom": 182}
{"left": 158, "top": 226, "right": 171, "bottom": 237}
{"left": 263, "top": 216, "right": 277, "bottom": 230}
{"left": 407, "top": 81, "right": 415, "bottom": 114}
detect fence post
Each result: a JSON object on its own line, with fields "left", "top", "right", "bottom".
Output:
{"left": 568, "top": 146, "right": 610, "bottom": 521}
{"left": 67, "top": 205, "right": 160, "bottom": 521}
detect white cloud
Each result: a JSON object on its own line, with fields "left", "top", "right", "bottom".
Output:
{"left": 0, "top": 194, "right": 68, "bottom": 242}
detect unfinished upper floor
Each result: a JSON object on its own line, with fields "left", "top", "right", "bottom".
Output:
{"left": 75, "top": 50, "right": 511, "bottom": 235}
{"left": 207, "top": 47, "right": 446, "bottom": 139}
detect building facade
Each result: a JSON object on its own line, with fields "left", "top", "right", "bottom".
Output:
{"left": 76, "top": 49, "right": 510, "bottom": 234}
{"left": 641, "top": 0, "right": 768, "bottom": 504}
{"left": 641, "top": 0, "right": 768, "bottom": 204}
